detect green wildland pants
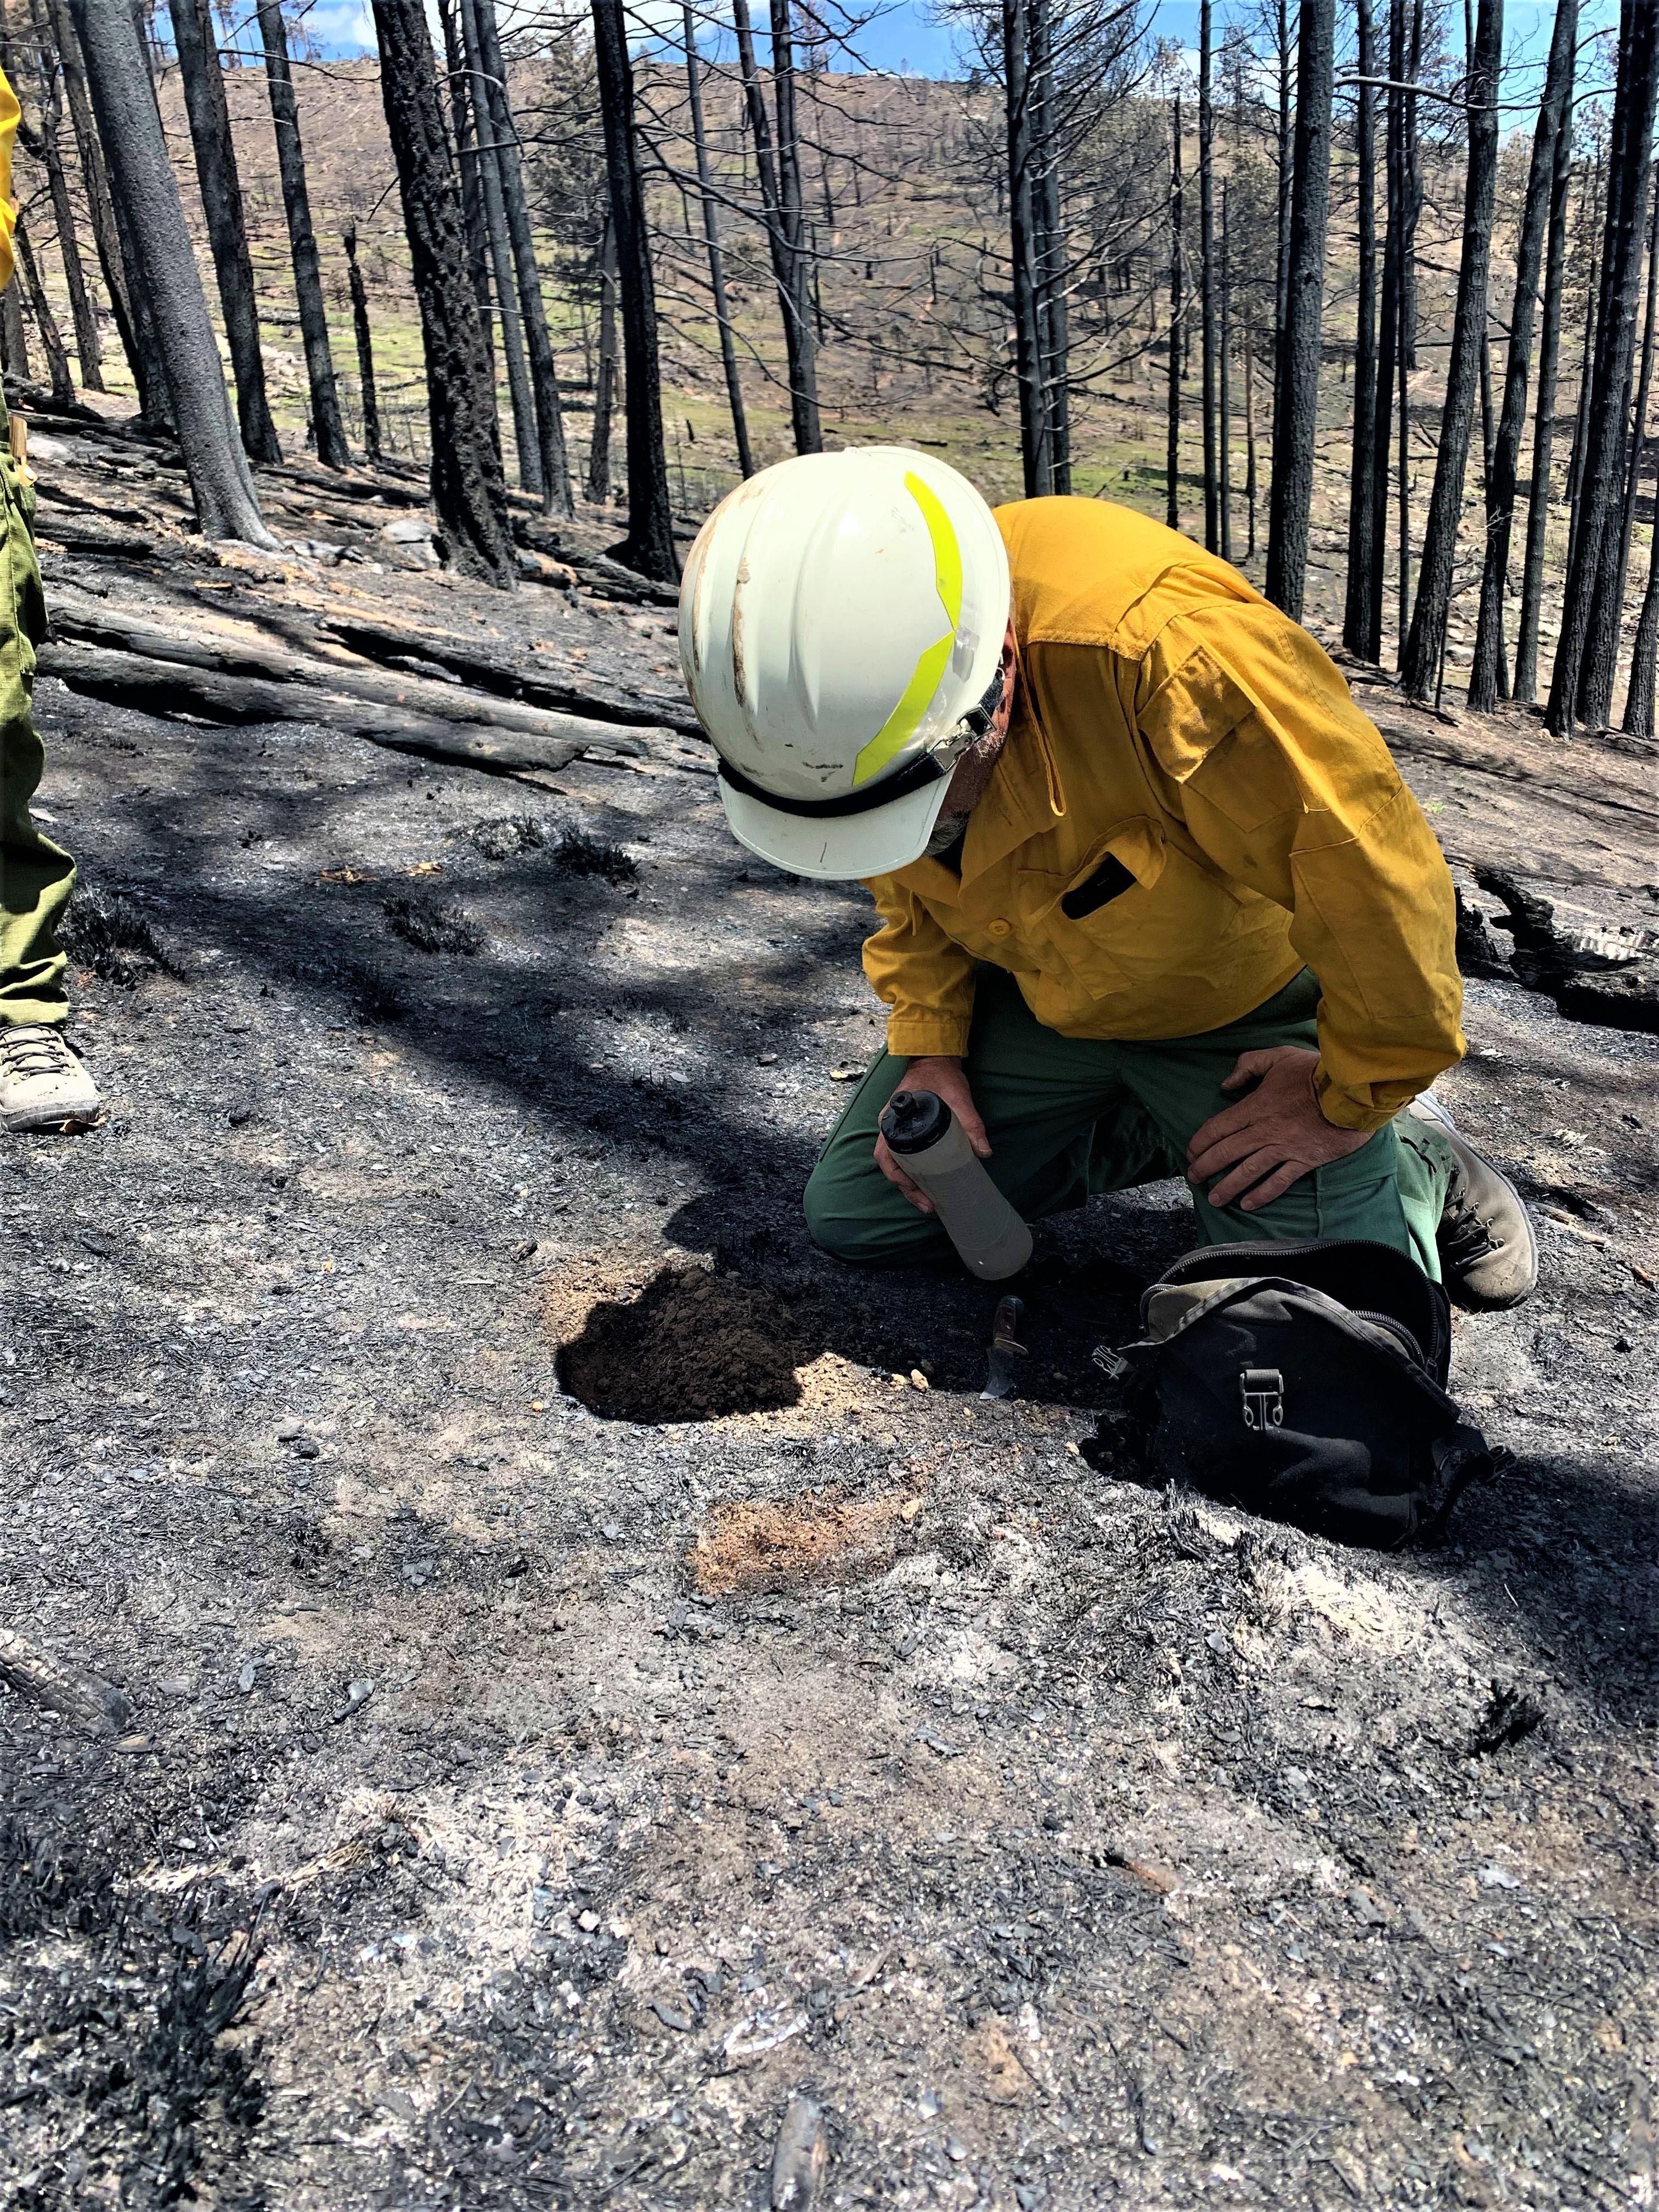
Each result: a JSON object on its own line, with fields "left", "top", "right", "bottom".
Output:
{"left": 805, "top": 966, "right": 1453, "bottom": 1279}
{"left": 0, "top": 419, "right": 71, "bottom": 1030}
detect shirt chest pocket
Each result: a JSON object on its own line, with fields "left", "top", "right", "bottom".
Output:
{"left": 1028, "top": 818, "right": 1243, "bottom": 994}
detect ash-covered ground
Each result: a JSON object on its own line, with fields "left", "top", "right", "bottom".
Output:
{"left": 2, "top": 467, "right": 1656, "bottom": 2211}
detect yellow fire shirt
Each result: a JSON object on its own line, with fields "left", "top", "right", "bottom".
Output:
{"left": 862, "top": 496, "right": 1464, "bottom": 1133}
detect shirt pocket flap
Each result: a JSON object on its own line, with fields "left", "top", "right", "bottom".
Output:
{"left": 1023, "top": 819, "right": 1167, "bottom": 924}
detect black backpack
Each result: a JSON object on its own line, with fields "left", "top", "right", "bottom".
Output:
{"left": 1096, "top": 1238, "right": 1499, "bottom": 1550}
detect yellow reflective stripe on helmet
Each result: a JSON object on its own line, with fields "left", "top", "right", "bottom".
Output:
{"left": 851, "top": 471, "right": 963, "bottom": 788}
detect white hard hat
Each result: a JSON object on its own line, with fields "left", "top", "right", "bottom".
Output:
{"left": 678, "top": 447, "right": 1012, "bottom": 880}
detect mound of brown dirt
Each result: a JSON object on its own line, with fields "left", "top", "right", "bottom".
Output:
{"left": 555, "top": 1263, "right": 805, "bottom": 1421}
{"left": 689, "top": 1488, "right": 915, "bottom": 1594}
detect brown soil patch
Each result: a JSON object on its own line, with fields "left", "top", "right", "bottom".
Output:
{"left": 553, "top": 1261, "right": 806, "bottom": 1422}
{"left": 689, "top": 1489, "right": 915, "bottom": 1595}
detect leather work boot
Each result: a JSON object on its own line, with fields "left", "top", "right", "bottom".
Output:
{"left": 1407, "top": 1090, "right": 1538, "bottom": 1311}
{"left": 0, "top": 1023, "right": 103, "bottom": 1132}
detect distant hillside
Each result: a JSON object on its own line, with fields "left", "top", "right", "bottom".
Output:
{"left": 14, "top": 48, "right": 1562, "bottom": 669}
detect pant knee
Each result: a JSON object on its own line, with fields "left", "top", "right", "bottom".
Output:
{"left": 803, "top": 1160, "right": 936, "bottom": 1267}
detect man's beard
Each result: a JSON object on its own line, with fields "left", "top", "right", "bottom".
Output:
{"left": 923, "top": 810, "right": 969, "bottom": 857}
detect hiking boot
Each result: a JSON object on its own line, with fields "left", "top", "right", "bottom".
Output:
{"left": 1406, "top": 1090, "right": 1537, "bottom": 1311}
{"left": 0, "top": 1023, "right": 103, "bottom": 1132}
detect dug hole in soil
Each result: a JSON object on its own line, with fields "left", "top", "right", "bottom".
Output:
{"left": 1, "top": 431, "right": 1656, "bottom": 2212}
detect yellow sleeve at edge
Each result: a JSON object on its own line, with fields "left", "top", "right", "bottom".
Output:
{"left": 0, "top": 67, "right": 18, "bottom": 298}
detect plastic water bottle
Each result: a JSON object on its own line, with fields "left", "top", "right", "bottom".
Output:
{"left": 879, "top": 1089, "right": 1032, "bottom": 1280}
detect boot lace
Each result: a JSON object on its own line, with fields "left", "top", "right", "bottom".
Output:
{"left": 0, "top": 1026, "right": 81, "bottom": 1082}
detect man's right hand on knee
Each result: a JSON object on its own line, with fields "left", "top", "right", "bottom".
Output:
{"left": 874, "top": 1055, "right": 991, "bottom": 1214}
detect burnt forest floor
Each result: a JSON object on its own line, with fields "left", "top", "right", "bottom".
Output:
{"left": 1, "top": 407, "right": 1656, "bottom": 2212}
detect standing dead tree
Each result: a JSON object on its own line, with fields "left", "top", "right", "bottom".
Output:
{"left": 256, "top": 0, "right": 349, "bottom": 468}
{"left": 172, "top": 0, "right": 281, "bottom": 464}
{"left": 1341, "top": 0, "right": 1378, "bottom": 657}
{"left": 586, "top": 208, "right": 617, "bottom": 505}
{"left": 1548, "top": 2, "right": 1659, "bottom": 735}
{"left": 1166, "top": 88, "right": 1183, "bottom": 530}
{"left": 1579, "top": 172, "right": 1659, "bottom": 716}
{"left": 1265, "top": 0, "right": 1334, "bottom": 620}
{"left": 66, "top": 0, "right": 275, "bottom": 541}
{"left": 1003, "top": 0, "right": 1049, "bottom": 492}
{"left": 437, "top": 0, "right": 493, "bottom": 351}
{"left": 1468, "top": 0, "right": 1576, "bottom": 712}
{"left": 1198, "top": 0, "right": 1216, "bottom": 549}
{"left": 731, "top": 0, "right": 820, "bottom": 455}
{"left": 469, "top": 0, "right": 573, "bottom": 513}
{"left": 590, "top": 0, "right": 676, "bottom": 582}
{"left": 1512, "top": 35, "right": 1579, "bottom": 705}
{"left": 684, "top": 2, "right": 753, "bottom": 478}
{"left": 14, "top": 213, "right": 72, "bottom": 402}
{"left": 1400, "top": 0, "right": 1502, "bottom": 703}
{"left": 343, "top": 219, "right": 381, "bottom": 466}
{"left": 370, "top": 0, "right": 516, "bottom": 584}
{"left": 22, "top": 0, "right": 101, "bottom": 389}
{"left": 47, "top": 0, "right": 142, "bottom": 402}
{"left": 459, "top": 0, "right": 539, "bottom": 496}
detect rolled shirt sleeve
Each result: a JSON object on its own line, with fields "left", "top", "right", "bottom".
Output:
{"left": 861, "top": 874, "right": 980, "bottom": 1059}
{"left": 1133, "top": 600, "right": 1465, "bottom": 1130}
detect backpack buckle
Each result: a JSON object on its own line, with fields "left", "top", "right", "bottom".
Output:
{"left": 1240, "top": 1368, "right": 1284, "bottom": 1431}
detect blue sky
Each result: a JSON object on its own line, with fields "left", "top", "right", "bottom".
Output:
{"left": 300, "top": 0, "right": 1615, "bottom": 99}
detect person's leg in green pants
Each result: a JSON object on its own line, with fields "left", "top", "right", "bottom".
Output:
{"left": 0, "top": 443, "right": 71, "bottom": 1026}
{"left": 804, "top": 964, "right": 1451, "bottom": 1277}
{"left": 0, "top": 422, "right": 100, "bottom": 1130}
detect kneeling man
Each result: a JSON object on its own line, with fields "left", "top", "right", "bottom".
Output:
{"left": 678, "top": 449, "right": 1533, "bottom": 1306}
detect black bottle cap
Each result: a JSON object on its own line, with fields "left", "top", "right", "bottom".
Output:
{"left": 880, "top": 1088, "right": 951, "bottom": 1155}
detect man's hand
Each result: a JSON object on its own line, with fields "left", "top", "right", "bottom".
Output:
{"left": 1186, "top": 1045, "right": 1374, "bottom": 1213}
{"left": 874, "top": 1054, "right": 990, "bottom": 1214}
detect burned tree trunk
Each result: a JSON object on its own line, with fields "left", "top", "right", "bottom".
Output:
{"left": 1274, "top": 0, "right": 1291, "bottom": 352}
{"left": 48, "top": 0, "right": 139, "bottom": 398}
{"left": 14, "top": 215, "right": 72, "bottom": 402}
{"left": 66, "top": 0, "right": 275, "bottom": 541}
{"left": 1265, "top": 0, "right": 1335, "bottom": 620}
{"left": 1166, "top": 93, "right": 1183, "bottom": 532}
{"left": 1199, "top": 0, "right": 1217, "bottom": 551}
{"left": 1513, "top": 57, "right": 1577, "bottom": 705}
{"left": 1029, "top": 0, "right": 1069, "bottom": 494}
{"left": 369, "top": 0, "right": 515, "bottom": 585}
{"left": 1400, "top": 0, "right": 1502, "bottom": 702}
{"left": 469, "top": 0, "right": 573, "bottom": 514}
{"left": 1623, "top": 484, "right": 1659, "bottom": 733}
{"left": 590, "top": 0, "right": 676, "bottom": 583}
{"left": 685, "top": 2, "right": 753, "bottom": 479}
{"left": 437, "top": 0, "right": 493, "bottom": 352}
{"left": 1244, "top": 321, "right": 1258, "bottom": 557}
{"left": 1220, "top": 174, "right": 1232, "bottom": 561}
{"left": 1549, "top": 2, "right": 1659, "bottom": 736}
{"left": 458, "top": 0, "right": 538, "bottom": 499}
{"left": 770, "top": 0, "right": 820, "bottom": 450}
{"left": 1581, "top": 157, "right": 1659, "bottom": 727}
{"left": 1468, "top": 0, "right": 1576, "bottom": 712}
{"left": 27, "top": 0, "right": 101, "bottom": 389}
{"left": 172, "top": 0, "right": 280, "bottom": 464}
{"left": 1002, "top": 0, "right": 1049, "bottom": 495}
{"left": 1342, "top": 0, "right": 1378, "bottom": 656}
{"left": 343, "top": 220, "right": 380, "bottom": 466}
{"left": 1610, "top": 170, "right": 1659, "bottom": 703}
{"left": 586, "top": 210, "right": 617, "bottom": 506}
{"left": 731, "top": 0, "right": 819, "bottom": 456}
{"left": 256, "top": 0, "right": 349, "bottom": 468}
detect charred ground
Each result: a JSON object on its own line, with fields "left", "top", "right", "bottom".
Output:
{"left": 1, "top": 411, "right": 1656, "bottom": 2211}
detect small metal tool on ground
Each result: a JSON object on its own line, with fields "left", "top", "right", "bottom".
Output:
{"left": 981, "top": 1293, "right": 1027, "bottom": 1399}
